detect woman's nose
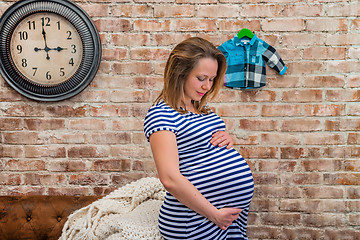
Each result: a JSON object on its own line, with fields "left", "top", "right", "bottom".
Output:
{"left": 202, "top": 80, "right": 211, "bottom": 90}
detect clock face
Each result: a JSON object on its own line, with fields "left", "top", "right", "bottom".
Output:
{"left": 10, "top": 12, "right": 83, "bottom": 86}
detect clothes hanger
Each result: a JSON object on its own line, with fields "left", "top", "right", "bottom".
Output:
{"left": 237, "top": 28, "right": 254, "bottom": 39}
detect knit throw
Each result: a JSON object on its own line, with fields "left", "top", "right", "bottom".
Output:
{"left": 59, "top": 177, "right": 166, "bottom": 240}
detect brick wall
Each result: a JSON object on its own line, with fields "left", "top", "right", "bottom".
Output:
{"left": 1, "top": 0, "right": 359, "bottom": 238}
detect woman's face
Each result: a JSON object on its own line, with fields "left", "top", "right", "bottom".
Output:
{"left": 183, "top": 57, "right": 218, "bottom": 104}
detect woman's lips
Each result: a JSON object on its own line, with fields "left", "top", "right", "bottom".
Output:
{"left": 197, "top": 92, "right": 205, "bottom": 96}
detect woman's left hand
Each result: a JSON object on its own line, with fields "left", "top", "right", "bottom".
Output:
{"left": 210, "top": 131, "right": 234, "bottom": 149}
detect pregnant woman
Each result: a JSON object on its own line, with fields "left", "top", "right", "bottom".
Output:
{"left": 144, "top": 37, "right": 254, "bottom": 240}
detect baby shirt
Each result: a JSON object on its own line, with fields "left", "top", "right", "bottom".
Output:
{"left": 218, "top": 34, "right": 287, "bottom": 89}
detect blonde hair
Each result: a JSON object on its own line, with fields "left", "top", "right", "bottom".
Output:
{"left": 155, "top": 37, "right": 227, "bottom": 114}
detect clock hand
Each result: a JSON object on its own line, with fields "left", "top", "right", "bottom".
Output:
{"left": 41, "top": 26, "right": 50, "bottom": 60}
{"left": 34, "top": 46, "right": 67, "bottom": 52}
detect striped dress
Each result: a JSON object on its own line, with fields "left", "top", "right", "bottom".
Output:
{"left": 144, "top": 101, "right": 254, "bottom": 240}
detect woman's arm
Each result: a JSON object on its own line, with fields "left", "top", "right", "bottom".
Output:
{"left": 149, "top": 130, "right": 240, "bottom": 230}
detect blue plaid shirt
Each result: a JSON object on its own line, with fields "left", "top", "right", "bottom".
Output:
{"left": 218, "top": 35, "right": 287, "bottom": 89}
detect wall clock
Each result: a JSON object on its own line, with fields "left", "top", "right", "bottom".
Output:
{"left": 0, "top": 0, "right": 101, "bottom": 101}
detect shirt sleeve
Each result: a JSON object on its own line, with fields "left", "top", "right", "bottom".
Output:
{"left": 144, "top": 105, "right": 177, "bottom": 141}
{"left": 262, "top": 45, "right": 287, "bottom": 75}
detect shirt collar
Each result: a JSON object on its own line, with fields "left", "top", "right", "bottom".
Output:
{"left": 234, "top": 34, "right": 258, "bottom": 46}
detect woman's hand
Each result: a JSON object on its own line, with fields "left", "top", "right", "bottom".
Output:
{"left": 210, "top": 208, "right": 242, "bottom": 230}
{"left": 210, "top": 131, "right": 234, "bottom": 149}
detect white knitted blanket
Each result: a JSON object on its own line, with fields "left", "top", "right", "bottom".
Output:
{"left": 59, "top": 177, "right": 166, "bottom": 240}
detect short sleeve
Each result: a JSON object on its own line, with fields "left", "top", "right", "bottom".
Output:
{"left": 144, "top": 104, "right": 178, "bottom": 141}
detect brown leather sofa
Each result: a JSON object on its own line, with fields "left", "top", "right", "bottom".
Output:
{"left": 0, "top": 196, "right": 101, "bottom": 240}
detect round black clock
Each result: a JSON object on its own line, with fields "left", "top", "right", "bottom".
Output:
{"left": 0, "top": 0, "right": 101, "bottom": 101}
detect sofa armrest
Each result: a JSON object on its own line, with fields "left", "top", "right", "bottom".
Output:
{"left": 0, "top": 196, "right": 101, "bottom": 240}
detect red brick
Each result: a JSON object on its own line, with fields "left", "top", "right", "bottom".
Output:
{"left": 4, "top": 132, "right": 43, "bottom": 144}
{"left": 90, "top": 132, "right": 131, "bottom": 144}
{"left": 262, "top": 213, "right": 301, "bottom": 226}
{"left": 72, "top": 90, "right": 109, "bottom": 103}
{"left": 283, "top": 4, "right": 322, "bottom": 17}
{"left": 112, "top": 33, "right": 150, "bottom": 46}
{"left": 342, "top": 160, "right": 360, "bottom": 171}
{"left": 326, "top": 33, "right": 360, "bottom": 45}
{"left": 261, "top": 133, "right": 300, "bottom": 145}
{"left": 324, "top": 229, "right": 360, "bottom": 240}
{"left": 6, "top": 186, "right": 46, "bottom": 196}
{"left": 48, "top": 187, "right": 90, "bottom": 196}
{"left": 262, "top": 104, "right": 301, "bottom": 117}
{"left": 113, "top": 62, "right": 152, "bottom": 75}
{"left": 80, "top": 4, "right": 108, "bottom": 17}
{"left": 111, "top": 5, "right": 152, "bottom": 17}
{"left": 24, "top": 119, "right": 65, "bottom": 130}
{"left": 327, "top": 3, "right": 360, "bottom": 16}
{"left": 88, "top": 104, "right": 130, "bottom": 117}
{"left": 239, "top": 147, "right": 278, "bottom": 159}
{"left": 130, "top": 48, "right": 171, "bottom": 60}
{"left": 91, "top": 160, "right": 131, "bottom": 172}
{"left": 49, "top": 133, "right": 87, "bottom": 144}
{"left": 262, "top": 19, "right": 303, "bottom": 31}
{"left": 111, "top": 173, "right": 153, "bottom": 186}
{"left": 280, "top": 173, "right": 322, "bottom": 185}
{"left": 240, "top": 4, "right": 282, "bottom": 17}
{"left": 110, "top": 145, "right": 151, "bottom": 158}
{"left": 306, "top": 18, "right": 347, "bottom": 31}
{"left": 281, "top": 119, "right": 322, "bottom": 132}
{"left": 301, "top": 160, "right": 341, "bottom": 172}
{"left": 305, "top": 104, "right": 345, "bottom": 116}
{"left": 0, "top": 118, "right": 22, "bottom": 131}
{"left": 47, "top": 160, "right": 87, "bottom": 172}
{"left": 249, "top": 198, "right": 278, "bottom": 212}
{"left": 303, "top": 75, "right": 345, "bottom": 88}
{"left": 283, "top": 89, "right": 323, "bottom": 102}
{"left": 281, "top": 228, "right": 323, "bottom": 240}
{"left": 282, "top": 33, "right": 325, "bottom": 46}
{"left": 0, "top": 146, "right": 23, "bottom": 158}
{"left": 280, "top": 199, "right": 322, "bottom": 213}
{"left": 326, "top": 60, "right": 360, "bottom": 73}
{"left": 69, "top": 119, "right": 107, "bottom": 130}
{"left": 239, "top": 119, "right": 278, "bottom": 131}
{"left": 280, "top": 147, "right": 303, "bottom": 159}
{"left": 176, "top": 19, "right": 217, "bottom": 32}
{"left": 25, "top": 146, "right": 66, "bottom": 158}
{"left": 304, "top": 133, "right": 345, "bottom": 145}
{"left": 303, "top": 47, "right": 346, "bottom": 60}
{"left": 152, "top": 33, "right": 192, "bottom": 46}
{"left": 323, "top": 200, "right": 346, "bottom": 213}
{"left": 102, "top": 48, "right": 127, "bottom": 61}
{"left": 302, "top": 214, "right": 345, "bottom": 227}
{"left": 216, "top": 104, "right": 259, "bottom": 117}
{"left": 252, "top": 173, "right": 278, "bottom": 185}
{"left": 258, "top": 160, "right": 296, "bottom": 172}
{"left": 110, "top": 89, "right": 150, "bottom": 102}
{"left": 134, "top": 20, "right": 171, "bottom": 32}
{"left": 324, "top": 173, "right": 360, "bottom": 185}
{"left": 0, "top": 174, "right": 22, "bottom": 185}
{"left": 154, "top": 5, "right": 195, "bottom": 17}
{"left": 46, "top": 105, "right": 86, "bottom": 117}
{"left": 25, "top": 173, "right": 66, "bottom": 185}
{"left": 247, "top": 226, "right": 280, "bottom": 239}
{"left": 218, "top": 20, "right": 261, "bottom": 32}
{"left": 69, "top": 174, "right": 109, "bottom": 185}
{"left": 132, "top": 160, "right": 157, "bottom": 172}
{"left": 68, "top": 146, "right": 109, "bottom": 158}
{"left": 2, "top": 104, "right": 45, "bottom": 117}
{"left": 198, "top": 5, "right": 238, "bottom": 17}
{"left": 94, "top": 19, "right": 131, "bottom": 32}
{"left": 238, "top": 90, "right": 276, "bottom": 102}
{"left": 349, "top": 47, "right": 360, "bottom": 59}
{"left": 303, "top": 186, "right": 344, "bottom": 199}
{"left": 256, "top": 185, "right": 302, "bottom": 199}
{"left": 0, "top": 90, "right": 23, "bottom": 101}
{"left": 346, "top": 187, "right": 360, "bottom": 200}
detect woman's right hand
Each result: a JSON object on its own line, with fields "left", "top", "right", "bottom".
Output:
{"left": 211, "top": 208, "right": 242, "bottom": 230}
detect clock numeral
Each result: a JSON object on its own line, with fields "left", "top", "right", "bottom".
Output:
{"left": 46, "top": 71, "right": 51, "bottom": 80}
{"left": 67, "top": 31, "right": 72, "bottom": 40}
{"left": 17, "top": 45, "right": 22, "bottom": 54}
{"left": 41, "top": 17, "right": 50, "bottom": 27}
{"left": 57, "top": 21, "right": 61, "bottom": 30}
{"left": 32, "top": 67, "right": 37, "bottom": 76}
{"left": 60, "top": 68, "right": 65, "bottom": 77}
{"left": 21, "top": 59, "right": 27, "bottom": 67}
{"left": 18, "top": 31, "right": 28, "bottom": 40}
{"left": 71, "top": 44, "right": 77, "bottom": 53}
{"left": 27, "top": 21, "right": 35, "bottom": 30}
{"left": 69, "top": 58, "right": 74, "bottom": 66}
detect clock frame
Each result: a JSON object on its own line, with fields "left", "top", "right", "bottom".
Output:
{"left": 0, "top": 0, "right": 101, "bottom": 101}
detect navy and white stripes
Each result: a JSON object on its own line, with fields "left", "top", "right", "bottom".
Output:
{"left": 144, "top": 101, "right": 254, "bottom": 240}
